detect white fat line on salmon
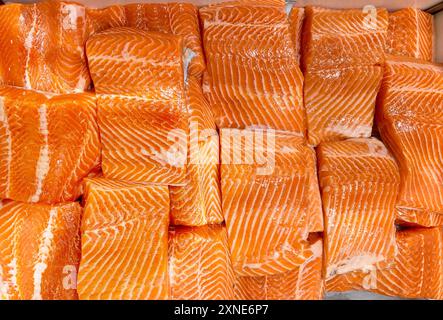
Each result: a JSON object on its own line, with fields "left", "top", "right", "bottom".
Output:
{"left": 204, "top": 20, "right": 288, "bottom": 30}
{"left": 97, "top": 93, "right": 180, "bottom": 103}
{"left": 23, "top": 4, "right": 38, "bottom": 89}
{"left": 388, "top": 60, "right": 442, "bottom": 72}
{"left": 414, "top": 9, "right": 420, "bottom": 58}
{"left": 390, "top": 87, "right": 443, "bottom": 94}
{"left": 0, "top": 97, "right": 11, "bottom": 195}
{"left": 32, "top": 207, "right": 58, "bottom": 300}
{"left": 31, "top": 104, "right": 50, "bottom": 203}
{"left": 91, "top": 54, "right": 180, "bottom": 68}
{"left": 311, "top": 29, "right": 385, "bottom": 40}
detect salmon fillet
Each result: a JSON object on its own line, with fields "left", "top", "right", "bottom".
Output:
{"left": 200, "top": 1, "right": 305, "bottom": 134}
{"left": 124, "top": 2, "right": 205, "bottom": 79}
{"left": 301, "top": 6, "right": 389, "bottom": 71}
{"left": 317, "top": 138, "right": 399, "bottom": 279}
{"left": 169, "top": 77, "right": 222, "bottom": 226}
{"left": 304, "top": 66, "right": 383, "bottom": 146}
{"left": 234, "top": 235, "right": 324, "bottom": 300}
{"left": 220, "top": 129, "right": 317, "bottom": 277}
{"left": 327, "top": 228, "right": 443, "bottom": 300}
{"left": 288, "top": 7, "right": 304, "bottom": 64}
{"left": 77, "top": 178, "right": 170, "bottom": 300}
{"left": 86, "top": 27, "right": 188, "bottom": 185}
{"left": 387, "top": 8, "right": 434, "bottom": 62}
{"left": 376, "top": 56, "right": 443, "bottom": 227}
{"left": 302, "top": 6, "right": 387, "bottom": 146}
{"left": 0, "top": 86, "right": 100, "bottom": 204}
{"left": 0, "top": 1, "right": 91, "bottom": 94}
{"left": 0, "top": 200, "right": 81, "bottom": 300}
{"left": 169, "top": 225, "right": 235, "bottom": 300}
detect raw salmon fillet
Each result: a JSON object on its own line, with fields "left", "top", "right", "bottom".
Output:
{"left": 169, "top": 77, "right": 222, "bottom": 226}
{"left": 387, "top": 8, "right": 434, "bottom": 62}
{"left": 200, "top": 1, "right": 305, "bottom": 134}
{"left": 169, "top": 225, "right": 235, "bottom": 300}
{"left": 327, "top": 228, "right": 443, "bottom": 300}
{"left": 124, "top": 2, "right": 205, "bottom": 78}
{"left": 302, "top": 6, "right": 387, "bottom": 146}
{"left": 301, "top": 6, "right": 389, "bottom": 71}
{"left": 288, "top": 6, "right": 304, "bottom": 64}
{"left": 304, "top": 66, "right": 383, "bottom": 146}
{"left": 0, "top": 200, "right": 81, "bottom": 300}
{"left": 77, "top": 178, "right": 170, "bottom": 300}
{"left": 220, "top": 129, "right": 316, "bottom": 277}
{"left": 376, "top": 56, "right": 443, "bottom": 227}
{"left": 317, "top": 138, "right": 399, "bottom": 279}
{"left": 0, "top": 86, "right": 100, "bottom": 204}
{"left": 234, "top": 235, "right": 324, "bottom": 300}
{"left": 86, "top": 27, "right": 188, "bottom": 185}
{"left": 0, "top": 0, "right": 91, "bottom": 94}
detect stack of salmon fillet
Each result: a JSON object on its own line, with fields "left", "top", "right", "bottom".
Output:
{"left": 0, "top": 0, "right": 442, "bottom": 300}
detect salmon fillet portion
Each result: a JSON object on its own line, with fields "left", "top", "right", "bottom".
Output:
{"left": 169, "top": 77, "right": 222, "bottom": 226}
{"left": 376, "top": 56, "right": 443, "bottom": 227}
{"left": 317, "top": 138, "right": 399, "bottom": 279}
{"left": 169, "top": 225, "right": 235, "bottom": 300}
{"left": 304, "top": 66, "right": 383, "bottom": 146}
{"left": 200, "top": 1, "right": 305, "bottom": 134}
{"left": 327, "top": 228, "right": 443, "bottom": 300}
{"left": 302, "top": 6, "right": 388, "bottom": 71}
{"left": 0, "top": 1, "right": 92, "bottom": 94}
{"left": 234, "top": 235, "right": 324, "bottom": 300}
{"left": 220, "top": 129, "right": 317, "bottom": 277}
{"left": 387, "top": 8, "right": 434, "bottom": 62}
{"left": 302, "top": 6, "right": 387, "bottom": 146}
{"left": 77, "top": 178, "right": 170, "bottom": 300}
{"left": 86, "top": 27, "right": 188, "bottom": 185}
{"left": 124, "top": 2, "right": 205, "bottom": 78}
{"left": 0, "top": 86, "right": 100, "bottom": 204}
{"left": 0, "top": 200, "right": 81, "bottom": 300}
